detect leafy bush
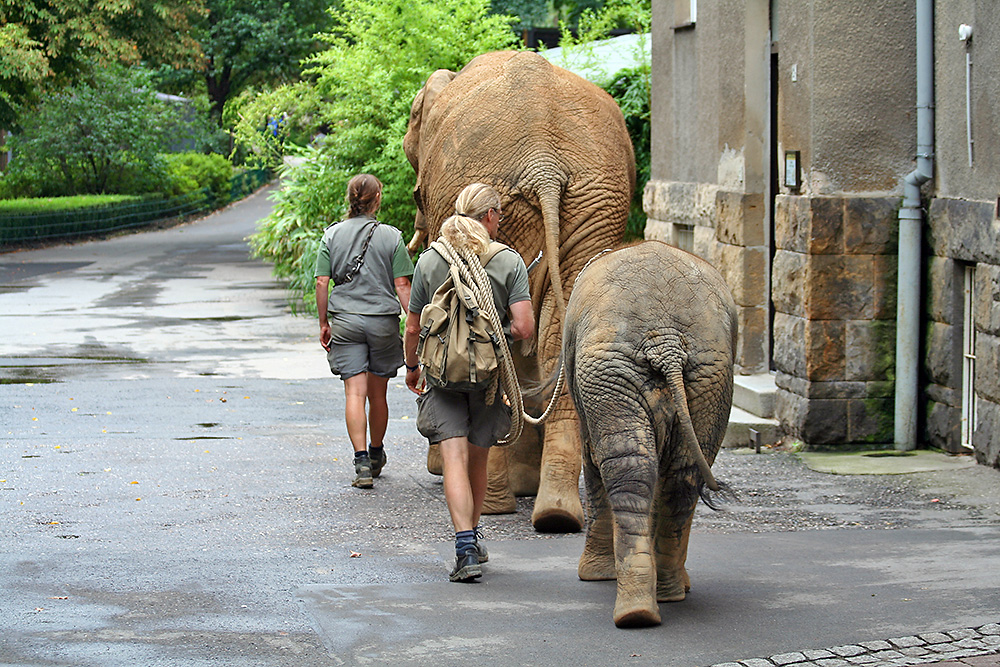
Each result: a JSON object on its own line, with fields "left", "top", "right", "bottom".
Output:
{"left": 4, "top": 64, "right": 177, "bottom": 197}
{"left": 164, "top": 152, "right": 234, "bottom": 202}
{"left": 243, "top": 0, "right": 520, "bottom": 313}
{"left": 604, "top": 66, "right": 650, "bottom": 241}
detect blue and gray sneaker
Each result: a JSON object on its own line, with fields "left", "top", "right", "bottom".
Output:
{"left": 449, "top": 548, "right": 482, "bottom": 583}
{"left": 475, "top": 527, "right": 489, "bottom": 564}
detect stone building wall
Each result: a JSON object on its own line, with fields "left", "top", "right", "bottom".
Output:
{"left": 771, "top": 194, "right": 898, "bottom": 446}
{"left": 925, "top": 197, "right": 1000, "bottom": 466}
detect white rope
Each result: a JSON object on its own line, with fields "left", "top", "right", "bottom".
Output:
{"left": 435, "top": 238, "right": 564, "bottom": 445}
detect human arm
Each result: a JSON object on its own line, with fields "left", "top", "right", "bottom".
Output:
{"left": 394, "top": 276, "right": 411, "bottom": 312}
{"left": 391, "top": 237, "right": 414, "bottom": 311}
{"left": 403, "top": 310, "right": 424, "bottom": 394}
{"left": 315, "top": 276, "right": 332, "bottom": 350}
{"left": 508, "top": 299, "right": 534, "bottom": 341}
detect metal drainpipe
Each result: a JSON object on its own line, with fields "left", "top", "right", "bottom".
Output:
{"left": 895, "top": 0, "right": 934, "bottom": 451}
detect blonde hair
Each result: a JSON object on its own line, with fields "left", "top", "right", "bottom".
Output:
{"left": 454, "top": 182, "right": 501, "bottom": 222}
{"left": 439, "top": 213, "right": 490, "bottom": 255}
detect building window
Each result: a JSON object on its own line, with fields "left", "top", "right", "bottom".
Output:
{"left": 675, "top": 223, "right": 694, "bottom": 254}
{"left": 961, "top": 264, "right": 977, "bottom": 450}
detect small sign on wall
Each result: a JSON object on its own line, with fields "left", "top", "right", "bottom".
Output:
{"left": 784, "top": 150, "right": 801, "bottom": 192}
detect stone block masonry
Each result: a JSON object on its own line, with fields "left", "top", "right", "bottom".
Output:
{"left": 773, "top": 194, "right": 898, "bottom": 447}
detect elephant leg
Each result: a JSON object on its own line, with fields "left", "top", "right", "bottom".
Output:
{"left": 427, "top": 443, "right": 443, "bottom": 476}
{"left": 578, "top": 442, "right": 615, "bottom": 581}
{"left": 530, "top": 396, "right": 584, "bottom": 532}
{"left": 653, "top": 470, "right": 700, "bottom": 603}
{"left": 605, "top": 445, "right": 661, "bottom": 628}
{"left": 482, "top": 445, "right": 516, "bottom": 514}
{"left": 509, "top": 424, "right": 541, "bottom": 496}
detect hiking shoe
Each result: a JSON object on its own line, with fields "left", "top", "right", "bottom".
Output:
{"left": 369, "top": 447, "right": 387, "bottom": 478}
{"left": 352, "top": 454, "right": 373, "bottom": 489}
{"left": 449, "top": 550, "right": 482, "bottom": 583}
{"left": 474, "top": 527, "right": 488, "bottom": 563}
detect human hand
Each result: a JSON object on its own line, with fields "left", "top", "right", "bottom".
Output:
{"left": 405, "top": 367, "right": 425, "bottom": 395}
{"left": 320, "top": 324, "right": 332, "bottom": 351}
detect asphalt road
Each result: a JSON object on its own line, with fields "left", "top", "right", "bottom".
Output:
{"left": 2, "top": 185, "right": 999, "bottom": 667}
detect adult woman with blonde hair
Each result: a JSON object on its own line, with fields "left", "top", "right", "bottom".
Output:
{"left": 315, "top": 174, "right": 413, "bottom": 488}
{"left": 403, "top": 183, "right": 534, "bottom": 582}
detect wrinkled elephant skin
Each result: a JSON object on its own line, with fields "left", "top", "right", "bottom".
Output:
{"left": 563, "top": 241, "right": 737, "bottom": 627}
{"left": 405, "top": 51, "right": 636, "bottom": 532}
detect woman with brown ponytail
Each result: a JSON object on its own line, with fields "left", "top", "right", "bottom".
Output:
{"left": 315, "top": 174, "right": 413, "bottom": 489}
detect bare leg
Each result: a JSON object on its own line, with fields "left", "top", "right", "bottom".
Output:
{"left": 366, "top": 373, "right": 389, "bottom": 447}
{"left": 343, "top": 373, "right": 369, "bottom": 454}
{"left": 439, "top": 437, "right": 490, "bottom": 532}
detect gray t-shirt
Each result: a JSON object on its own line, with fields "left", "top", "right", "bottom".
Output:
{"left": 315, "top": 216, "right": 414, "bottom": 315}
{"left": 409, "top": 243, "right": 530, "bottom": 338}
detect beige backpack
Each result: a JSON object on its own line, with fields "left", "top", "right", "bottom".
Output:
{"left": 417, "top": 241, "right": 507, "bottom": 393}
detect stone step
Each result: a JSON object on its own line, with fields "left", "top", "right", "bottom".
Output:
{"left": 733, "top": 372, "right": 777, "bottom": 418}
{"left": 723, "top": 405, "right": 782, "bottom": 449}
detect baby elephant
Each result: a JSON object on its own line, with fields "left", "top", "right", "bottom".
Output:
{"left": 563, "top": 241, "right": 737, "bottom": 627}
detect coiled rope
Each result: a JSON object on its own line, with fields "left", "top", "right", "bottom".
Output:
{"left": 434, "top": 237, "right": 564, "bottom": 445}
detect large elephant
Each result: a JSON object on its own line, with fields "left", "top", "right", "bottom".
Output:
{"left": 562, "top": 241, "right": 737, "bottom": 627}
{"left": 404, "top": 50, "right": 636, "bottom": 532}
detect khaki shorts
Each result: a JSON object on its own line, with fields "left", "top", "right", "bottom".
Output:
{"left": 415, "top": 385, "right": 511, "bottom": 448}
{"left": 326, "top": 312, "right": 403, "bottom": 380}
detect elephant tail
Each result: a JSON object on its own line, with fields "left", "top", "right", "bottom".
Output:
{"left": 538, "top": 182, "right": 566, "bottom": 315}
{"left": 661, "top": 367, "right": 724, "bottom": 502}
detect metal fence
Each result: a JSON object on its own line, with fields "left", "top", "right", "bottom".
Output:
{"left": 0, "top": 168, "right": 272, "bottom": 247}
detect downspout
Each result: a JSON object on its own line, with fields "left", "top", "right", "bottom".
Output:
{"left": 894, "top": 0, "right": 934, "bottom": 451}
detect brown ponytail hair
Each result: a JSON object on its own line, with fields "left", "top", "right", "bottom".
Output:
{"left": 346, "top": 174, "right": 382, "bottom": 218}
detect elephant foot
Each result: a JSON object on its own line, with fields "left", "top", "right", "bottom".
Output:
{"left": 483, "top": 447, "right": 516, "bottom": 515}
{"left": 613, "top": 600, "right": 661, "bottom": 628}
{"left": 656, "top": 568, "right": 689, "bottom": 602}
{"left": 482, "top": 492, "right": 516, "bottom": 514}
{"left": 532, "top": 504, "right": 583, "bottom": 533}
{"left": 531, "top": 485, "right": 584, "bottom": 533}
{"left": 578, "top": 553, "right": 616, "bottom": 581}
{"left": 426, "top": 443, "right": 443, "bottom": 476}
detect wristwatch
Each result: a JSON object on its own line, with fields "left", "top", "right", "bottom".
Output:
{"left": 405, "top": 362, "right": 420, "bottom": 372}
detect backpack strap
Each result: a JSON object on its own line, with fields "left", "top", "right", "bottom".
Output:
{"left": 480, "top": 241, "right": 508, "bottom": 267}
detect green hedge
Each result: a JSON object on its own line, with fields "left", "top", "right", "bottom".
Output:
{"left": 0, "top": 168, "right": 272, "bottom": 247}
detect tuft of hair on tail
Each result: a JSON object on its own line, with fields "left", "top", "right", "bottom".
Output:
{"left": 698, "top": 479, "right": 736, "bottom": 511}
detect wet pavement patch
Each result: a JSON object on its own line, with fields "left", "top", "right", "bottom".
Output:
{"left": 0, "top": 261, "right": 93, "bottom": 283}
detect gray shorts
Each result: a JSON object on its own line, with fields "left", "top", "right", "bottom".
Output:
{"left": 326, "top": 312, "right": 403, "bottom": 380}
{"left": 415, "top": 385, "right": 511, "bottom": 448}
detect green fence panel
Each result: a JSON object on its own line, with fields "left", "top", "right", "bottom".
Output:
{"left": 0, "top": 169, "right": 273, "bottom": 248}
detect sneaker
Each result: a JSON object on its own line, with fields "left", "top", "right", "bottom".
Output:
{"left": 369, "top": 446, "right": 387, "bottom": 478}
{"left": 449, "top": 550, "right": 482, "bottom": 583}
{"left": 474, "top": 527, "right": 489, "bottom": 563}
{"left": 352, "top": 454, "right": 373, "bottom": 489}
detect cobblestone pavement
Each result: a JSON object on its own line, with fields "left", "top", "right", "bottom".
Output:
{"left": 705, "top": 596, "right": 1000, "bottom": 667}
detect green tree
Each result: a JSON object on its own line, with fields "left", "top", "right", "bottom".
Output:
{"left": 186, "top": 0, "right": 331, "bottom": 127}
{"left": 0, "top": 0, "right": 204, "bottom": 126}
{"left": 5, "top": 65, "right": 176, "bottom": 196}
{"left": 244, "top": 0, "right": 519, "bottom": 313}
{"left": 559, "top": 0, "right": 650, "bottom": 238}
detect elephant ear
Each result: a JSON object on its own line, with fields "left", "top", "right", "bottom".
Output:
{"left": 403, "top": 68, "right": 456, "bottom": 172}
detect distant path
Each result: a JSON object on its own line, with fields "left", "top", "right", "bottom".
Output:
{"left": 0, "top": 184, "right": 324, "bottom": 381}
